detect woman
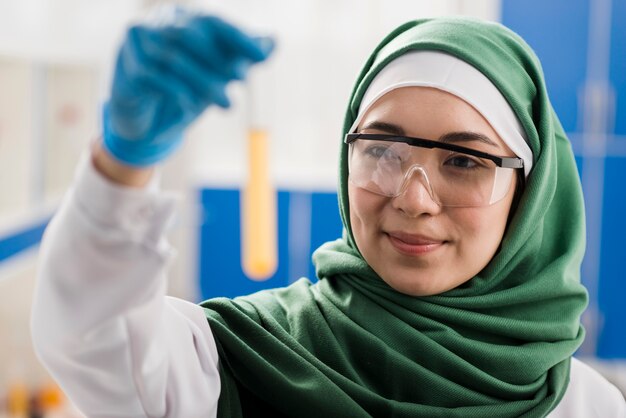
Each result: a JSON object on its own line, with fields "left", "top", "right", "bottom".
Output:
{"left": 31, "top": 8, "right": 625, "bottom": 418}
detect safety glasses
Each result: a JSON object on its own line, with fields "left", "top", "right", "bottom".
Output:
{"left": 345, "top": 133, "right": 524, "bottom": 207}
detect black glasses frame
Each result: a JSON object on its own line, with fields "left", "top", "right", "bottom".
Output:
{"left": 345, "top": 133, "right": 524, "bottom": 169}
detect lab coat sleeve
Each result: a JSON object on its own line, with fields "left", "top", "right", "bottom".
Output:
{"left": 30, "top": 153, "right": 221, "bottom": 418}
{"left": 549, "top": 357, "right": 626, "bottom": 418}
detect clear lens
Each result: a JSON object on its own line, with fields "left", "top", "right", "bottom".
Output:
{"left": 348, "top": 139, "right": 514, "bottom": 207}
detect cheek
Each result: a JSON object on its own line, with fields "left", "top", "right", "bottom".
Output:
{"left": 452, "top": 205, "right": 510, "bottom": 263}
{"left": 454, "top": 172, "right": 517, "bottom": 259}
{"left": 348, "top": 185, "right": 371, "bottom": 234}
{"left": 348, "top": 184, "right": 385, "bottom": 245}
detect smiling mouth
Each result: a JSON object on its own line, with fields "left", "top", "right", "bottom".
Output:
{"left": 385, "top": 232, "right": 446, "bottom": 256}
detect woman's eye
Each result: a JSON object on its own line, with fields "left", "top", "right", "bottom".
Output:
{"left": 364, "top": 146, "right": 399, "bottom": 160}
{"left": 444, "top": 155, "right": 481, "bottom": 169}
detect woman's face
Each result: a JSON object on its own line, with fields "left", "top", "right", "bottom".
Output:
{"left": 348, "top": 87, "right": 518, "bottom": 296}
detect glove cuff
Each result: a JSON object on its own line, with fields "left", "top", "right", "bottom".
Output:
{"left": 102, "top": 103, "right": 184, "bottom": 167}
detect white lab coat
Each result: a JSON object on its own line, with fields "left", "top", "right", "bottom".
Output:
{"left": 31, "top": 154, "right": 626, "bottom": 418}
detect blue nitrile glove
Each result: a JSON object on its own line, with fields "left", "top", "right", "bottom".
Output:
{"left": 102, "top": 8, "right": 274, "bottom": 166}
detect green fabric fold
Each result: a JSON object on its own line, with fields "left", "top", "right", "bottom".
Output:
{"left": 202, "top": 17, "right": 588, "bottom": 417}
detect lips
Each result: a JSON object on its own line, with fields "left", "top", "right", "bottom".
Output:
{"left": 385, "top": 231, "right": 446, "bottom": 255}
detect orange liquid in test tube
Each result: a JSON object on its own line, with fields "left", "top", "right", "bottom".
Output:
{"left": 242, "top": 128, "right": 277, "bottom": 280}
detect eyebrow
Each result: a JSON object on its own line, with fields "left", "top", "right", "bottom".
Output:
{"left": 360, "top": 120, "right": 499, "bottom": 148}
{"left": 439, "top": 132, "right": 499, "bottom": 148}
{"left": 360, "top": 121, "right": 405, "bottom": 135}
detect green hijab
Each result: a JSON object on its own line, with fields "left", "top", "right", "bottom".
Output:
{"left": 202, "top": 17, "right": 588, "bottom": 417}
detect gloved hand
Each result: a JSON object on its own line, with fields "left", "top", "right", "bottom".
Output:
{"left": 102, "top": 8, "right": 274, "bottom": 166}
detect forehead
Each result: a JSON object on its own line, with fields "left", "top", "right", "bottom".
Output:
{"left": 357, "top": 87, "right": 512, "bottom": 152}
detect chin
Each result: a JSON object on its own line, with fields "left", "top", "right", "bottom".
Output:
{"left": 383, "top": 274, "right": 450, "bottom": 297}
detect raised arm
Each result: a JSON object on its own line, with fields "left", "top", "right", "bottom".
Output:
{"left": 31, "top": 8, "right": 273, "bottom": 417}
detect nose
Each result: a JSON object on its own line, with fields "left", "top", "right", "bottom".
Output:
{"left": 391, "top": 167, "right": 442, "bottom": 217}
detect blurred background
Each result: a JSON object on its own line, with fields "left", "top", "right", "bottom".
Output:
{"left": 0, "top": 0, "right": 624, "bottom": 415}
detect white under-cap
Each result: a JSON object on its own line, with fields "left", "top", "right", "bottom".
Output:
{"left": 349, "top": 50, "right": 533, "bottom": 177}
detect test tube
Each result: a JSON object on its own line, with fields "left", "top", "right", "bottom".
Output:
{"left": 241, "top": 64, "right": 277, "bottom": 280}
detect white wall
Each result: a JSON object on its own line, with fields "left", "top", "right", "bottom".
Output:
{"left": 0, "top": 0, "right": 142, "bottom": 65}
{"left": 0, "top": 58, "right": 34, "bottom": 218}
